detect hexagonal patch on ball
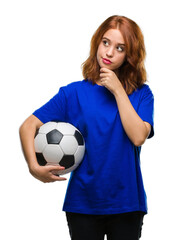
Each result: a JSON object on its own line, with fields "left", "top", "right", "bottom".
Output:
{"left": 60, "top": 136, "right": 78, "bottom": 155}
{"left": 46, "top": 129, "right": 63, "bottom": 144}
{"left": 43, "top": 144, "right": 64, "bottom": 164}
{"left": 57, "top": 122, "right": 76, "bottom": 135}
{"left": 59, "top": 155, "right": 75, "bottom": 169}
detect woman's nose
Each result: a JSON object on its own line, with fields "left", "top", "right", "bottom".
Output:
{"left": 106, "top": 47, "right": 114, "bottom": 58}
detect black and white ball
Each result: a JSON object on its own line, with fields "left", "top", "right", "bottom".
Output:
{"left": 34, "top": 122, "right": 85, "bottom": 175}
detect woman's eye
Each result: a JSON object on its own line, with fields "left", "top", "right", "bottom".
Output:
{"left": 117, "top": 46, "right": 124, "bottom": 52}
{"left": 103, "top": 40, "right": 109, "bottom": 46}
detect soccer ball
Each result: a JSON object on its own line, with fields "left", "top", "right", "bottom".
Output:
{"left": 34, "top": 122, "right": 85, "bottom": 175}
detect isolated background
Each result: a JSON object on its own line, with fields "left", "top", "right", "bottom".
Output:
{"left": 0, "top": 0, "right": 172, "bottom": 239}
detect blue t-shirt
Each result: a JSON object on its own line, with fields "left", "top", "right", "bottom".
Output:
{"left": 33, "top": 79, "right": 154, "bottom": 215}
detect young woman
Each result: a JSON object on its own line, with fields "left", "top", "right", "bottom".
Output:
{"left": 19, "top": 15, "right": 154, "bottom": 240}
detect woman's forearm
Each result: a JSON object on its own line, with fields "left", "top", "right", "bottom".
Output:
{"left": 113, "top": 86, "right": 151, "bottom": 146}
{"left": 19, "top": 115, "right": 41, "bottom": 170}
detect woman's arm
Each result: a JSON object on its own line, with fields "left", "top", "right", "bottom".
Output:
{"left": 112, "top": 86, "right": 151, "bottom": 146}
{"left": 99, "top": 68, "right": 151, "bottom": 146}
{"left": 19, "top": 115, "right": 67, "bottom": 182}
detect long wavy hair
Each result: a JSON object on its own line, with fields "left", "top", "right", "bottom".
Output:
{"left": 82, "top": 15, "right": 147, "bottom": 95}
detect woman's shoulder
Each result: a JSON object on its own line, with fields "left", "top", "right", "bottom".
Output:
{"left": 62, "top": 79, "right": 91, "bottom": 92}
{"left": 59, "top": 80, "right": 88, "bottom": 97}
{"left": 137, "top": 83, "right": 151, "bottom": 91}
{"left": 62, "top": 80, "right": 86, "bottom": 90}
{"left": 134, "top": 83, "right": 154, "bottom": 97}
{"left": 129, "top": 84, "right": 154, "bottom": 104}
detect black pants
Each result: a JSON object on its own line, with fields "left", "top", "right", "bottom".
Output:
{"left": 66, "top": 211, "right": 144, "bottom": 240}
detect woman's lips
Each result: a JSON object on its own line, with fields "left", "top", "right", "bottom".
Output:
{"left": 102, "top": 58, "right": 112, "bottom": 64}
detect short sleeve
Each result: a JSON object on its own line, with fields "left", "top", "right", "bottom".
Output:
{"left": 137, "top": 85, "right": 154, "bottom": 138}
{"left": 33, "top": 87, "right": 67, "bottom": 123}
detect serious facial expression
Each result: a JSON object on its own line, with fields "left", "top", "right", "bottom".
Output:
{"left": 96, "top": 28, "right": 126, "bottom": 71}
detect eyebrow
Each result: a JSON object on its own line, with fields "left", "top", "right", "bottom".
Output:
{"left": 102, "top": 37, "right": 125, "bottom": 46}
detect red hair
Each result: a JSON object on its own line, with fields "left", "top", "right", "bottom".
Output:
{"left": 82, "top": 15, "right": 147, "bottom": 95}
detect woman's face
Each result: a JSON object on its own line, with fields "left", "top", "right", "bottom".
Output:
{"left": 96, "top": 28, "right": 126, "bottom": 71}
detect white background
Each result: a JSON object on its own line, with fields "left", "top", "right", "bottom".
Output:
{"left": 0, "top": 0, "right": 172, "bottom": 239}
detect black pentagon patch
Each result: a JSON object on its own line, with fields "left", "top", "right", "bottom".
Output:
{"left": 74, "top": 130, "right": 84, "bottom": 145}
{"left": 46, "top": 129, "right": 63, "bottom": 144}
{"left": 59, "top": 155, "right": 75, "bottom": 169}
{"left": 36, "top": 153, "right": 47, "bottom": 166}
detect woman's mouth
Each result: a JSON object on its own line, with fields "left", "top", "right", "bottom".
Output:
{"left": 102, "top": 58, "right": 112, "bottom": 65}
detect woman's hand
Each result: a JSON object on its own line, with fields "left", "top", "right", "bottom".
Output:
{"left": 99, "top": 68, "right": 122, "bottom": 95}
{"left": 29, "top": 164, "right": 67, "bottom": 183}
